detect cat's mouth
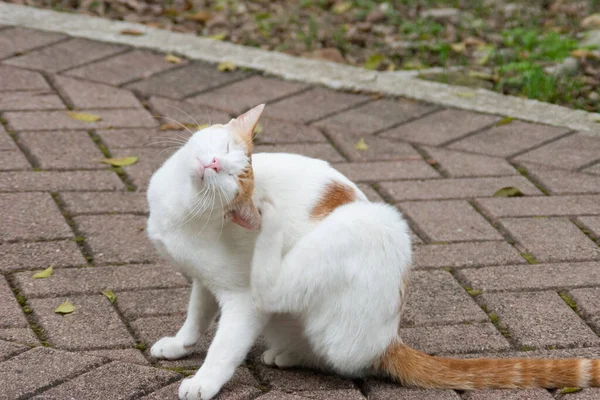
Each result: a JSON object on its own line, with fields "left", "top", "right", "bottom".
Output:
{"left": 195, "top": 157, "right": 222, "bottom": 180}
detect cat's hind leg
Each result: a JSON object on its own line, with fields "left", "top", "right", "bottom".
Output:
{"left": 151, "top": 280, "right": 218, "bottom": 360}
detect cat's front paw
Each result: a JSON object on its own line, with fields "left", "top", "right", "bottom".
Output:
{"left": 151, "top": 336, "right": 194, "bottom": 360}
{"left": 256, "top": 197, "right": 281, "bottom": 232}
{"left": 178, "top": 376, "right": 221, "bottom": 400}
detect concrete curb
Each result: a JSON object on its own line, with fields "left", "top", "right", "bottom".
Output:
{"left": 1, "top": 2, "right": 599, "bottom": 135}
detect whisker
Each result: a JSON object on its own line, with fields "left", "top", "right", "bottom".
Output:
{"left": 152, "top": 115, "right": 196, "bottom": 137}
{"left": 165, "top": 104, "right": 204, "bottom": 130}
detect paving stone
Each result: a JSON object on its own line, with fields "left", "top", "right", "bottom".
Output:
{"left": 14, "top": 263, "right": 187, "bottom": 298}
{"left": 82, "top": 349, "right": 149, "bottom": 365}
{"left": 116, "top": 288, "right": 189, "bottom": 319}
{"left": 256, "top": 392, "right": 307, "bottom": 400}
{"left": 254, "top": 118, "right": 327, "bottom": 144}
{"left": 264, "top": 87, "right": 369, "bottom": 123}
{"left": 97, "top": 127, "right": 189, "bottom": 149}
{"left": 17, "top": 130, "right": 106, "bottom": 170}
{"left": 482, "top": 291, "right": 600, "bottom": 349}
{"left": 414, "top": 241, "right": 524, "bottom": 268}
{"left": 32, "top": 360, "right": 179, "bottom": 400}
{"left": 299, "top": 389, "right": 365, "bottom": 400}
{"left": 500, "top": 217, "right": 600, "bottom": 262}
{"left": 380, "top": 176, "right": 541, "bottom": 201}
{"left": 578, "top": 216, "right": 600, "bottom": 238}
{"left": 113, "top": 147, "right": 172, "bottom": 191}
{"left": 424, "top": 147, "right": 517, "bottom": 177}
{"left": 402, "top": 270, "right": 488, "bottom": 326}
{"left": 0, "top": 65, "right": 50, "bottom": 91}
{"left": 569, "top": 287, "right": 600, "bottom": 331}
{"left": 476, "top": 195, "right": 600, "bottom": 219}
{"left": 584, "top": 163, "right": 600, "bottom": 175}
{"left": 53, "top": 75, "right": 141, "bottom": 109}
{"left": 0, "top": 192, "right": 72, "bottom": 241}
{"left": 462, "top": 389, "right": 553, "bottom": 400}
{"left": 0, "top": 339, "right": 28, "bottom": 361}
{"left": 147, "top": 96, "right": 231, "bottom": 127}
{"left": 138, "top": 382, "right": 181, "bottom": 400}
{"left": 257, "top": 365, "right": 355, "bottom": 392}
{"left": 0, "top": 27, "right": 66, "bottom": 59}
{"left": 141, "top": 378, "right": 263, "bottom": 400}
{"left": 0, "top": 347, "right": 106, "bottom": 400}
{"left": 0, "top": 124, "right": 16, "bottom": 150}
{"left": 560, "top": 389, "right": 600, "bottom": 400}
{"left": 191, "top": 75, "right": 309, "bottom": 115}
{"left": 0, "top": 327, "right": 39, "bottom": 346}
{"left": 126, "top": 63, "right": 248, "bottom": 99}
{"left": 357, "top": 184, "right": 385, "bottom": 202}
{"left": 314, "top": 98, "right": 436, "bottom": 135}
{"left": 0, "top": 150, "right": 31, "bottom": 171}
{"left": 130, "top": 315, "right": 185, "bottom": 346}
{"left": 366, "top": 381, "right": 460, "bottom": 400}
{"left": 399, "top": 323, "right": 511, "bottom": 355}
{"left": 4, "top": 38, "right": 127, "bottom": 73}
{"left": 448, "top": 121, "right": 570, "bottom": 157}
{"left": 333, "top": 160, "right": 439, "bottom": 183}
{"left": 60, "top": 191, "right": 148, "bottom": 215}
{"left": 29, "top": 294, "right": 135, "bottom": 350}
{"left": 4, "top": 108, "right": 158, "bottom": 131}
{"left": 255, "top": 143, "right": 344, "bottom": 163}
{"left": 326, "top": 129, "right": 421, "bottom": 162}
{"left": 458, "top": 262, "right": 600, "bottom": 292}
{"left": 0, "top": 170, "right": 125, "bottom": 192}
{"left": 399, "top": 200, "right": 501, "bottom": 242}
{"left": 514, "top": 133, "right": 600, "bottom": 170}
{"left": 524, "top": 165, "right": 600, "bottom": 194}
{"left": 379, "top": 109, "right": 499, "bottom": 145}
{"left": 0, "top": 91, "right": 66, "bottom": 111}
{"left": 65, "top": 49, "right": 185, "bottom": 85}
{"left": 0, "top": 276, "right": 28, "bottom": 329}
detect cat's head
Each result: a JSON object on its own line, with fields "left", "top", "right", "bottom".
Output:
{"left": 180, "top": 104, "right": 264, "bottom": 230}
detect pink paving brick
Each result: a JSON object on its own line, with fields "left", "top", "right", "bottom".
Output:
{"left": 0, "top": 150, "right": 30, "bottom": 171}
{"left": 0, "top": 91, "right": 65, "bottom": 111}
{"left": 4, "top": 108, "right": 158, "bottom": 131}
{"left": 314, "top": 98, "right": 437, "bottom": 135}
{"left": 4, "top": 38, "right": 127, "bottom": 73}
{"left": 29, "top": 294, "right": 135, "bottom": 350}
{"left": 449, "top": 121, "right": 570, "bottom": 157}
{"left": 0, "top": 239, "right": 85, "bottom": 273}
{"left": 147, "top": 96, "right": 231, "bottom": 127}
{"left": 366, "top": 382, "right": 460, "bottom": 400}
{"left": 64, "top": 49, "right": 186, "bottom": 86}
{"left": 0, "top": 327, "right": 39, "bottom": 346}
{"left": 81, "top": 349, "right": 149, "bottom": 365}
{"left": 402, "top": 270, "right": 488, "bottom": 325}
{"left": 52, "top": 75, "right": 142, "bottom": 109}
{"left": 0, "top": 339, "right": 28, "bottom": 361}
{"left": 112, "top": 147, "right": 172, "bottom": 191}
{"left": 0, "top": 170, "right": 125, "bottom": 192}
{"left": 0, "top": 27, "right": 66, "bottom": 60}
{"left": 0, "top": 276, "right": 28, "bottom": 329}
{"left": 399, "top": 200, "right": 502, "bottom": 242}
{"left": 476, "top": 195, "right": 600, "bottom": 219}
{"left": 463, "top": 389, "right": 553, "bottom": 400}
{"left": 255, "top": 143, "right": 345, "bottom": 163}
{"left": 126, "top": 63, "right": 248, "bottom": 99}
{"left": 380, "top": 176, "right": 541, "bottom": 201}
{"left": 263, "top": 87, "right": 369, "bottom": 123}
{"left": 17, "top": 130, "right": 106, "bottom": 170}
{"left": 257, "top": 365, "right": 356, "bottom": 392}
{"left": 130, "top": 315, "right": 185, "bottom": 345}
{"left": 524, "top": 164, "right": 600, "bottom": 194}
{"left": 60, "top": 191, "right": 148, "bottom": 215}
{"left": 457, "top": 261, "right": 600, "bottom": 292}
{"left": 333, "top": 160, "right": 439, "bottom": 182}
{"left": 14, "top": 263, "right": 187, "bottom": 298}
{"left": 254, "top": 118, "right": 327, "bottom": 144}
{"left": 578, "top": 216, "right": 600, "bottom": 239}
{"left": 514, "top": 133, "right": 600, "bottom": 170}
{"left": 191, "top": 75, "right": 309, "bottom": 115}
{"left": 0, "top": 124, "right": 15, "bottom": 150}
{"left": 326, "top": 129, "right": 421, "bottom": 162}
{"left": 414, "top": 241, "right": 524, "bottom": 268}
{"left": 73, "top": 214, "right": 159, "bottom": 264}
{"left": 424, "top": 147, "right": 517, "bottom": 177}
{"left": 500, "top": 217, "right": 600, "bottom": 262}
{"left": 482, "top": 291, "right": 600, "bottom": 349}
{"left": 115, "top": 288, "right": 189, "bottom": 319}
{"left": 379, "top": 109, "right": 500, "bottom": 145}
{"left": 0, "top": 192, "right": 72, "bottom": 241}
{"left": 0, "top": 65, "right": 50, "bottom": 91}
{"left": 357, "top": 183, "right": 385, "bottom": 202}
{"left": 570, "top": 287, "right": 600, "bottom": 331}
{"left": 399, "top": 323, "right": 511, "bottom": 354}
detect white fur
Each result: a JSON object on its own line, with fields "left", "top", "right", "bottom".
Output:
{"left": 147, "top": 124, "right": 412, "bottom": 400}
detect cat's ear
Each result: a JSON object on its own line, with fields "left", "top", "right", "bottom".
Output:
{"left": 227, "top": 200, "right": 261, "bottom": 230}
{"left": 228, "top": 104, "right": 265, "bottom": 151}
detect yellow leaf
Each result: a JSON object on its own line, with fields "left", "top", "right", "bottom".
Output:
{"left": 450, "top": 42, "right": 466, "bottom": 53}
{"left": 217, "top": 61, "right": 237, "bottom": 72}
{"left": 364, "top": 54, "right": 384, "bottom": 70}
{"left": 354, "top": 138, "right": 369, "bottom": 151}
{"left": 196, "top": 124, "right": 210, "bottom": 130}
{"left": 55, "top": 300, "right": 75, "bottom": 315}
{"left": 209, "top": 33, "right": 226, "bottom": 41}
{"left": 496, "top": 117, "right": 514, "bottom": 126}
{"left": 120, "top": 28, "right": 145, "bottom": 36}
{"left": 332, "top": 1, "right": 352, "bottom": 14}
{"left": 99, "top": 157, "right": 138, "bottom": 167}
{"left": 253, "top": 123, "right": 264, "bottom": 135}
{"left": 493, "top": 186, "right": 524, "bottom": 197}
{"left": 184, "top": 11, "right": 211, "bottom": 22}
{"left": 455, "top": 92, "right": 476, "bottom": 98}
{"left": 32, "top": 266, "right": 53, "bottom": 279}
{"left": 560, "top": 387, "right": 583, "bottom": 394}
{"left": 102, "top": 291, "right": 116, "bottom": 304}
{"left": 164, "top": 54, "right": 183, "bottom": 64}
{"left": 66, "top": 112, "right": 102, "bottom": 123}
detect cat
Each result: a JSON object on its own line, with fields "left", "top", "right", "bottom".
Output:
{"left": 146, "top": 104, "right": 600, "bottom": 400}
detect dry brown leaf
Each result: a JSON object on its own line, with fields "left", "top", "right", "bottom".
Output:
{"left": 120, "top": 28, "right": 145, "bottom": 36}
{"left": 184, "top": 11, "right": 211, "bottom": 22}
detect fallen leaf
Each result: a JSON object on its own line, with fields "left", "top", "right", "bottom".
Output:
{"left": 217, "top": 61, "right": 237, "bottom": 72}
{"left": 120, "top": 28, "right": 145, "bottom": 36}
{"left": 450, "top": 42, "right": 466, "bottom": 53}
{"left": 66, "top": 111, "right": 102, "bottom": 123}
{"left": 209, "top": 33, "right": 226, "bottom": 41}
{"left": 560, "top": 387, "right": 583, "bottom": 394}
{"left": 55, "top": 300, "right": 75, "bottom": 315}
{"left": 496, "top": 117, "right": 514, "bottom": 126}
{"left": 32, "top": 266, "right": 53, "bottom": 279}
{"left": 475, "top": 45, "right": 495, "bottom": 65}
{"left": 102, "top": 291, "right": 116, "bottom": 304}
{"left": 455, "top": 92, "right": 476, "bottom": 98}
{"left": 184, "top": 11, "right": 211, "bottom": 22}
{"left": 467, "top": 70, "right": 494, "bottom": 80}
{"left": 164, "top": 54, "right": 183, "bottom": 64}
{"left": 493, "top": 186, "right": 524, "bottom": 197}
{"left": 364, "top": 54, "right": 384, "bottom": 70}
{"left": 354, "top": 138, "right": 369, "bottom": 150}
{"left": 99, "top": 156, "right": 138, "bottom": 167}
{"left": 196, "top": 124, "right": 210, "bottom": 130}
{"left": 332, "top": 2, "right": 352, "bottom": 14}
{"left": 571, "top": 49, "right": 596, "bottom": 58}
{"left": 253, "top": 123, "right": 264, "bottom": 135}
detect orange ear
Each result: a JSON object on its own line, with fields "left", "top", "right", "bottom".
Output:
{"left": 228, "top": 104, "right": 265, "bottom": 151}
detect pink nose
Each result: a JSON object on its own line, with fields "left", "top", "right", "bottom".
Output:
{"left": 205, "top": 157, "right": 221, "bottom": 173}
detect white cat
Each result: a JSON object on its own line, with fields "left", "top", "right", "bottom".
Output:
{"left": 147, "top": 104, "right": 600, "bottom": 400}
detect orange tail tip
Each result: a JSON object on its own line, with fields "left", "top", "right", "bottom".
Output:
{"left": 376, "top": 341, "right": 600, "bottom": 390}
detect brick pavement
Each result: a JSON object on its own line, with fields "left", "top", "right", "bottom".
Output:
{"left": 1, "top": 26, "right": 600, "bottom": 399}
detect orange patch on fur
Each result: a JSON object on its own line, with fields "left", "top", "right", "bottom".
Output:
{"left": 592, "top": 359, "right": 600, "bottom": 386}
{"left": 310, "top": 181, "right": 356, "bottom": 220}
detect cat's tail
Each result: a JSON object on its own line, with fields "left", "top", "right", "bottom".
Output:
{"left": 375, "top": 341, "right": 599, "bottom": 389}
